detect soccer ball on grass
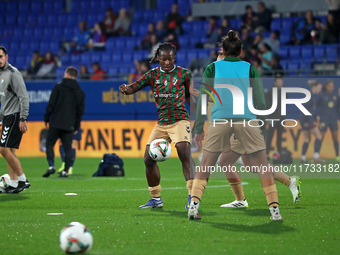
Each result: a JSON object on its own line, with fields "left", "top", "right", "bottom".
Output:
{"left": 0, "top": 174, "right": 10, "bottom": 191}
{"left": 59, "top": 222, "right": 93, "bottom": 254}
{"left": 149, "top": 139, "right": 172, "bottom": 162}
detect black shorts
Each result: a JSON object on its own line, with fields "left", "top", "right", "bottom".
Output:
{"left": 0, "top": 113, "right": 23, "bottom": 149}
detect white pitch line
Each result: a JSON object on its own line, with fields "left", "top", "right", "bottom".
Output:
{"left": 23, "top": 182, "right": 249, "bottom": 193}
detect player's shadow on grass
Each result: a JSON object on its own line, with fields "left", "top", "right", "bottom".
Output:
{"left": 135, "top": 209, "right": 218, "bottom": 219}
{"left": 0, "top": 195, "right": 29, "bottom": 201}
{"left": 206, "top": 221, "right": 295, "bottom": 234}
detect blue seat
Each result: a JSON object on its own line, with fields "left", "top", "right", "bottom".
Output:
{"left": 192, "top": 22, "right": 203, "bottom": 34}
{"left": 126, "top": 38, "right": 137, "bottom": 49}
{"left": 178, "top": 36, "right": 190, "bottom": 49}
{"left": 122, "top": 53, "right": 133, "bottom": 64}
{"left": 143, "top": 10, "right": 154, "bottom": 23}
{"left": 313, "top": 45, "right": 325, "bottom": 62}
{"left": 37, "top": 16, "right": 46, "bottom": 27}
{"left": 102, "top": 54, "right": 111, "bottom": 65}
{"left": 182, "top": 22, "right": 192, "bottom": 34}
{"left": 16, "top": 56, "right": 26, "bottom": 70}
{"left": 53, "top": 1, "right": 64, "bottom": 13}
{"left": 278, "top": 47, "right": 289, "bottom": 59}
{"left": 6, "top": 2, "right": 18, "bottom": 13}
{"left": 301, "top": 46, "right": 313, "bottom": 61}
{"left": 52, "top": 28, "right": 63, "bottom": 38}
{"left": 112, "top": 53, "right": 122, "bottom": 64}
{"left": 157, "top": 0, "right": 175, "bottom": 11}
{"left": 176, "top": 51, "right": 187, "bottom": 65}
{"left": 299, "top": 60, "right": 312, "bottom": 73}
{"left": 120, "top": 0, "right": 131, "bottom": 9}
{"left": 18, "top": 1, "right": 30, "bottom": 13}
{"left": 109, "top": 66, "right": 119, "bottom": 75}
{"left": 198, "top": 49, "right": 210, "bottom": 59}
{"left": 325, "top": 45, "right": 338, "bottom": 63}
{"left": 119, "top": 65, "right": 130, "bottom": 74}
{"left": 154, "top": 12, "right": 166, "bottom": 23}
{"left": 281, "top": 18, "right": 293, "bottom": 33}
{"left": 50, "top": 42, "right": 60, "bottom": 55}
{"left": 66, "top": 15, "right": 77, "bottom": 27}
{"left": 17, "top": 16, "right": 26, "bottom": 26}
{"left": 289, "top": 46, "right": 301, "bottom": 59}
{"left": 91, "top": 54, "right": 102, "bottom": 63}
{"left": 33, "top": 28, "right": 43, "bottom": 39}
{"left": 271, "top": 18, "right": 281, "bottom": 31}
{"left": 187, "top": 51, "right": 198, "bottom": 62}
{"left": 5, "top": 15, "right": 16, "bottom": 26}
{"left": 287, "top": 60, "right": 300, "bottom": 74}
{"left": 60, "top": 55, "right": 71, "bottom": 65}
{"left": 43, "top": 1, "right": 53, "bottom": 12}
{"left": 280, "top": 34, "right": 291, "bottom": 45}
{"left": 63, "top": 28, "right": 74, "bottom": 41}
{"left": 133, "top": 11, "right": 144, "bottom": 23}
{"left": 71, "top": 55, "right": 81, "bottom": 64}
{"left": 279, "top": 60, "right": 289, "bottom": 70}
{"left": 47, "top": 16, "right": 56, "bottom": 26}
{"left": 31, "top": 1, "right": 42, "bottom": 13}
{"left": 57, "top": 14, "right": 68, "bottom": 27}
{"left": 87, "top": 14, "right": 98, "bottom": 27}
{"left": 40, "top": 42, "right": 50, "bottom": 54}
{"left": 116, "top": 40, "right": 126, "bottom": 50}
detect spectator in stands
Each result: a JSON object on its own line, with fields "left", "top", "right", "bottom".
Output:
{"left": 258, "top": 43, "right": 273, "bottom": 75}
{"left": 27, "top": 50, "right": 43, "bottom": 79}
{"left": 91, "top": 62, "right": 106, "bottom": 80}
{"left": 69, "top": 21, "right": 91, "bottom": 53}
{"left": 239, "top": 48, "right": 249, "bottom": 62}
{"left": 241, "top": 5, "right": 256, "bottom": 31}
{"left": 207, "top": 16, "right": 220, "bottom": 44}
{"left": 135, "top": 23, "right": 156, "bottom": 50}
{"left": 311, "top": 18, "right": 324, "bottom": 44}
{"left": 320, "top": 13, "right": 340, "bottom": 44}
{"left": 128, "top": 60, "right": 150, "bottom": 84}
{"left": 253, "top": 2, "right": 272, "bottom": 32}
{"left": 103, "top": 7, "right": 118, "bottom": 37}
{"left": 113, "top": 8, "right": 131, "bottom": 36}
{"left": 263, "top": 30, "right": 280, "bottom": 53}
{"left": 252, "top": 59, "right": 263, "bottom": 76}
{"left": 271, "top": 56, "right": 284, "bottom": 76}
{"left": 155, "top": 20, "right": 168, "bottom": 41}
{"left": 88, "top": 22, "right": 106, "bottom": 51}
{"left": 148, "top": 34, "right": 161, "bottom": 58}
{"left": 36, "top": 51, "right": 57, "bottom": 79}
{"left": 291, "top": 10, "right": 315, "bottom": 45}
{"left": 165, "top": 33, "right": 180, "bottom": 50}
{"left": 166, "top": 4, "right": 183, "bottom": 35}
{"left": 240, "top": 28, "right": 254, "bottom": 51}
{"left": 79, "top": 65, "right": 90, "bottom": 80}
{"left": 248, "top": 45, "right": 260, "bottom": 63}
{"left": 252, "top": 33, "right": 264, "bottom": 49}
{"left": 189, "top": 50, "right": 217, "bottom": 76}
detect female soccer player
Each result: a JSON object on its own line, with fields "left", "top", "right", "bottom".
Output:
{"left": 119, "top": 42, "right": 196, "bottom": 209}
{"left": 300, "top": 80, "right": 323, "bottom": 163}
{"left": 189, "top": 30, "right": 282, "bottom": 220}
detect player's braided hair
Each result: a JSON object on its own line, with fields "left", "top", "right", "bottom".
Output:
{"left": 220, "top": 30, "right": 242, "bottom": 57}
{"left": 150, "top": 42, "right": 176, "bottom": 63}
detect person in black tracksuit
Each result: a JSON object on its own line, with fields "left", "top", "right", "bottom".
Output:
{"left": 42, "top": 67, "right": 85, "bottom": 177}
{"left": 265, "top": 74, "right": 284, "bottom": 159}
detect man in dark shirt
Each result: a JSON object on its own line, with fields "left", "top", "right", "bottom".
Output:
{"left": 43, "top": 67, "right": 85, "bottom": 178}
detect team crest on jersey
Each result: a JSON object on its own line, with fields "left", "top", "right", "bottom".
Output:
{"left": 164, "top": 80, "right": 167, "bottom": 86}
{"left": 156, "top": 80, "right": 160, "bottom": 84}
{"left": 1, "top": 79, "right": 4, "bottom": 85}
{"left": 172, "top": 78, "right": 177, "bottom": 86}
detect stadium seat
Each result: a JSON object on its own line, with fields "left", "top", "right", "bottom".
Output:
{"left": 313, "top": 45, "right": 325, "bottom": 62}
{"left": 289, "top": 46, "right": 301, "bottom": 59}
{"left": 56, "top": 14, "right": 68, "bottom": 27}
{"left": 18, "top": 1, "right": 30, "bottom": 13}
{"left": 301, "top": 46, "right": 313, "bottom": 61}
{"left": 182, "top": 22, "right": 192, "bottom": 34}
{"left": 133, "top": 11, "right": 144, "bottom": 23}
{"left": 143, "top": 10, "right": 154, "bottom": 23}
{"left": 102, "top": 54, "right": 111, "bottom": 65}
{"left": 270, "top": 18, "right": 281, "bottom": 31}
{"left": 112, "top": 53, "right": 122, "bottom": 64}
{"left": 43, "top": 1, "right": 53, "bottom": 12}
{"left": 198, "top": 49, "right": 211, "bottom": 59}
{"left": 281, "top": 17, "right": 293, "bottom": 33}
{"left": 120, "top": 0, "right": 131, "bottom": 9}
{"left": 287, "top": 60, "right": 300, "bottom": 75}
{"left": 116, "top": 40, "right": 126, "bottom": 50}
{"left": 71, "top": 55, "right": 81, "bottom": 65}
{"left": 278, "top": 47, "right": 289, "bottom": 60}
{"left": 109, "top": 66, "right": 119, "bottom": 75}
{"left": 91, "top": 54, "right": 102, "bottom": 63}
{"left": 60, "top": 55, "right": 71, "bottom": 65}
{"left": 178, "top": 36, "right": 190, "bottom": 49}
{"left": 5, "top": 15, "right": 16, "bottom": 26}
{"left": 17, "top": 16, "right": 26, "bottom": 26}
{"left": 122, "top": 52, "right": 133, "bottom": 64}
{"left": 126, "top": 38, "right": 137, "bottom": 49}
{"left": 157, "top": 0, "right": 175, "bottom": 11}
{"left": 53, "top": 1, "right": 64, "bottom": 13}
{"left": 325, "top": 45, "right": 338, "bottom": 63}
{"left": 6, "top": 2, "right": 18, "bottom": 13}
{"left": 279, "top": 33, "right": 290, "bottom": 45}
{"left": 31, "top": 1, "right": 42, "bottom": 13}
{"left": 176, "top": 51, "right": 187, "bottom": 66}
{"left": 119, "top": 65, "right": 131, "bottom": 74}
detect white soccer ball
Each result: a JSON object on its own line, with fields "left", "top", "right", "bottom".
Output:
{"left": 0, "top": 174, "right": 10, "bottom": 190}
{"left": 149, "top": 139, "right": 172, "bottom": 162}
{"left": 59, "top": 222, "right": 93, "bottom": 254}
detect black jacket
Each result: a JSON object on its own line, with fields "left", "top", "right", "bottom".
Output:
{"left": 44, "top": 78, "right": 85, "bottom": 132}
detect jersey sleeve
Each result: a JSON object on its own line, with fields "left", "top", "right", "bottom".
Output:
{"left": 11, "top": 70, "right": 29, "bottom": 119}
{"left": 195, "top": 63, "right": 214, "bottom": 134}
{"left": 133, "top": 70, "right": 153, "bottom": 90}
{"left": 184, "top": 69, "right": 192, "bottom": 92}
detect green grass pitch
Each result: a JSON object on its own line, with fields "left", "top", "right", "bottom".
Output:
{"left": 1, "top": 157, "right": 340, "bottom": 255}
